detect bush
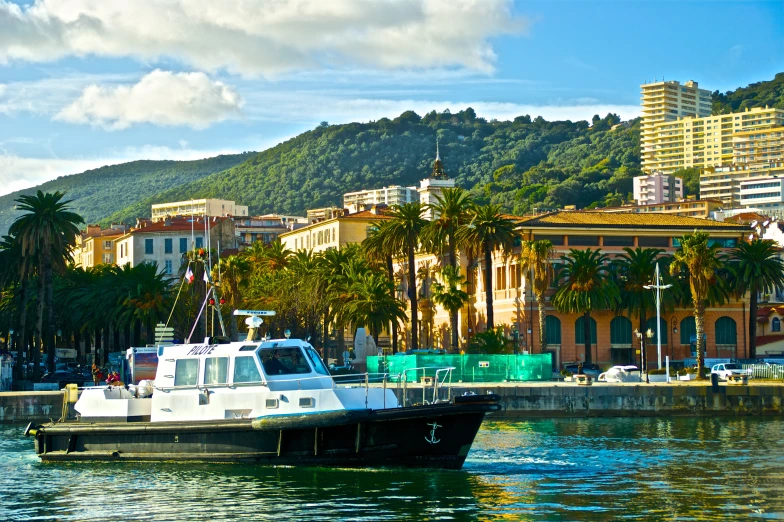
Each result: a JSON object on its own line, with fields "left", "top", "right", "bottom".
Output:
{"left": 560, "top": 369, "right": 573, "bottom": 377}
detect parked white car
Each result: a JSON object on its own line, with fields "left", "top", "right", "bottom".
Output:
{"left": 598, "top": 365, "right": 641, "bottom": 383}
{"left": 710, "top": 363, "right": 752, "bottom": 381}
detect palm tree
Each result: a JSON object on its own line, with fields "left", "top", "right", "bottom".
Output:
{"left": 423, "top": 188, "right": 474, "bottom": 350}
{"left": 10, "top": 191, "right": 83, "bottom": 374}
{"left": 551, "top": 248, "right": 620, "bottom": 365}
{"left": 0, "top": 235, "right": 33, "bottom": 379}
{"left": 384, "top": 203, "right": 427, "bottom": 350}
{"left": 363, "top": 220, "right": 400, "bottom": 352}
{"left": 343, "top": 271, "right": 406, "bottom": 346}
{"left": 212, "top": 255, "right": 251, "bottom": 341}
{"left": 669, "top": 231, "right": 723, "bottom": 379}
{"left": 612, "top": 247, "right": 674, "bottom": 366}
{"left": 459, "top": 204, "right": 518, "bottom": 330}
{"left": 729, "top": 238, "right": 784, "bottom": 359}
{"left": 518, "top": 239, "right": 555, "bottom": 354}
{"left": 261, "top": 241, "right": 292, "bottom": 272}
{"left": 431, "top": 265, "right": 470, "bottom": 350}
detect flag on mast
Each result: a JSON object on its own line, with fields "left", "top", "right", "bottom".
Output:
{"left": 203, "top": 269, "right": 210, "bottom": 284}
{"left": 184, "top": 266, "right": 194, "bottom": 283}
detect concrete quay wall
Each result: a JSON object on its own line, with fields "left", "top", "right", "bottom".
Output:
{"left": 398, "top": 383, "right": 784, "bottom": 418}
{"left": 0, "top": 391, "right": 64, "bottom": 424}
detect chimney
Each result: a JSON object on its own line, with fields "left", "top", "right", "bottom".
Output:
{"left": 87, "top": 224, "right": 101, "bottom": 235}
{"left": 164, "top": 217, "right": 172, "bottom": 226}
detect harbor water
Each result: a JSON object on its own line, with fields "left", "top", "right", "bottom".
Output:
{"left": 2, "top": 417, "right": 783, "bottom": 520}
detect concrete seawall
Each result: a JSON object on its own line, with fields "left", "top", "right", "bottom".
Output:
{"left": 0, "top": 392, "right": 65, "bottom": 424}
{"left": 2, "top": 382, "right": 784, "bottom": 423}
{"left": 397, "top": 382, "right": 784, "bottom": 418}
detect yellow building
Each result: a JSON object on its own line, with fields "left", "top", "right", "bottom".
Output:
{"left": 397, "top": 211, "right": 747, "bottom": 368}
{"left": 640, "top": 79, "right": 712, "bottom": 169}
{"left": 642, "top": 106, "right": 784, "bottom": 175}
{"left": 600, "top": 198, "right": 723, "bottom": 219}
{"left": 72, "top": 224, "right": 129, "bottom": 267}
{"left": 279, "top": 206, "right": 390, "bottom": 253}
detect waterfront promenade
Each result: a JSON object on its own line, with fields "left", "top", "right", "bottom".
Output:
{"left": 3, "top": 381, "right": 784, "bottom": 423}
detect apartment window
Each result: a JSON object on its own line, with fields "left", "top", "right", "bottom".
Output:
{"left": 567, "top": 236, "right": 599, "bottom": 247}
{"left": 145, "top": 238, "right": 154, "bottom": 254}
{"left": 164, "top": 259, "right": 173, "bottom": 274}
{"left": 103, "top": 241, "right": 112, "bottom": 249}
{"left": 495, "top": 266, "right": 506, "bottom": 290}
{"left": 195, "top": 237, "right": 204, "bottom": 249}
{"left": 102, "top": 253, "right": 112, "bottom": 264}
{"left": 639, "top": 237, "right": 669, "bottom": 247}
{"left": 180, "top": 238, "right": 188, "bottom": 253}
{"left": 164, "top": 238, "right": 173, "bottom": 254}
{"left": 602, "top": 236, "right": 634, "bottom": 247}
{"left": 533, "top": 234, "right": 565, "bottom": 246}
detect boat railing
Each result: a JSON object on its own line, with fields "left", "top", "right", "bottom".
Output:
{"left": 398, "top": 366, "right": 455, "bottom": 407}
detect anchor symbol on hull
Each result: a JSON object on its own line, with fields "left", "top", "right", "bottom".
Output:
{"left": 424, "top": 422, "right": 442, "bottom": 444}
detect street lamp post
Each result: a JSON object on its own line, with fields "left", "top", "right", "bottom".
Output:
{"left": 635, "top": 328, "right": 654, "bottom": 383}
{"left": 643, "top": 263, "right": 672, "bottom": 369}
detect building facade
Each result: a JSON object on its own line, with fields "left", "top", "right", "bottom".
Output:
{"left": 151, "top": 199, "right": 249, "bottom": 222}
{"left": 235, "top": 214, "right": 307, "bottom": 247}
{"left": 601, "top": 198, "right": 723, "bottom": 219}
{"left": 395, "top": 212, "right": 748, "bottom": 369}
{"left": 343, "top": 185, "right": 418, "bottom": 214}
{"left": 279, "top": 206, "right": 390, "bottom": 254}
{"left": 114, "top": 217, "right": 236, "bottom": 275}
{"left": 633, "top": 173, "right": 683, "bottom": 204}
{"left": 72, "top": 224, "right": 129, "bottom": 267}
{"left": 640, "top": 79, "right": 712, "bottom": 170}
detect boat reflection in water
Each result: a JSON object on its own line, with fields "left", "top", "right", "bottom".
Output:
{"left": 26, "top": 317, "right": 499, "bottom": 469}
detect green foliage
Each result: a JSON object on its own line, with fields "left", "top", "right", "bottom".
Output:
{"left": 672, "top": 168, "right": 701, "bottom": 198}
{"left": 467, "top": 327, "right": 513, "bottom": 355}
{"left": 0, "top": 153, "right": 253, "bottom": 234}
{"left": 712, "top": 72, "right": 784, "bottom": 114}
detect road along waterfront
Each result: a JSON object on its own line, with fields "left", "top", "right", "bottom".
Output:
{"left": 2, "top": 416, "right": 784, "bottom": 520}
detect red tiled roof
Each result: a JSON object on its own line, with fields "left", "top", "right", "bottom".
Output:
{"left": 131, "top": 217, "right": 229, "bottom": 234}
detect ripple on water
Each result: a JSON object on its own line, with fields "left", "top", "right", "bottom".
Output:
{"left": 2, "top": 418, "right": 784, "bottom": 521}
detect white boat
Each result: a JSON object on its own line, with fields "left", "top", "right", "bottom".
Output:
{"left": 26, "top": 329, "right": 499, "bottom": 469}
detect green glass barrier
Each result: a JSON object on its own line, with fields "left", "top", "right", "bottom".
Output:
{"left": 366, "top": 353, "right": 552, "bottom": 383}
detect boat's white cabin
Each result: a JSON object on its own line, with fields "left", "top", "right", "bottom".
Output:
{"left": 75, "top": 338, "right": 399, "bottom": 423}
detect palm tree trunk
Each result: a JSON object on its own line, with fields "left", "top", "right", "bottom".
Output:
{"left": 386, "top": 255, "right": 398, "bottom": 354}
{"left": 408, "top": 244, "right": 418, "bottom": 350}
{"left": 537, "top": 292, "right": 547, "bottom": 354}
{"left": 484, "top": 244, "right": 494, "bottom": 330}
{"left": 94, "top": 327, "right": 102, "bottom": 366}
{"left": 113, "top": 326, "right": 120, "bottom": 353}
{"left": 749, "top": 284, "right": 758, "bottom": 359}
{"left": 44, "top": 249, "right": 56, "bottom": 375}
{"left": 583, "top": 311, "right": 592, "bottom": 364}
{"left": 695, "top": 302, "right": 706, "bottom": 379}
{"left": 15, "top": 280, "right": 29, "bottom": 381}
{"left": 133, "top": 321, "right": 141, "bottom": 348}
{"left": 448, "top": 233, "right": 459, "bottom": 352}
{"left": 74, "top": 330, "right": 82, "bottom": 365}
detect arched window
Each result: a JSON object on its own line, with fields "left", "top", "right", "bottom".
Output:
{"left": 715, "top": 317, "right": 737, "bottom": 346}
{"left": 645, "top": 317, "right": 668, "bottom": 345}
{"left": 773, "top": 318, "right": 781, "bottom": 332}
{"left": 545, "top": 316, "right": 561, "bottom": 345}
{"left": 575, "top": 316, "right": 597, "bottom": 344}
{"left": 610, "top": 316, "right": 632, "bottom": 345}
{"left": 680, "top": 317, "right": 696, "bottom": 345}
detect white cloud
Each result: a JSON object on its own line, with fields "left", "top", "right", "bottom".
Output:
{"left": 0, "top": 0, "right": 524, "bottom": 76}
{"left": 54, "top": 70, "right": 244, "bottom": 130}
{"left": 240, "top": 93, "right": 641, "bottom": 125}
{"left": 0, "top": 144, "right": 249, "bottom": 196}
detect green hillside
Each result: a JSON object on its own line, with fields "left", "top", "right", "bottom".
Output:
{"left": 104, "top": 111, "right": 641, "bottom": 222}
{"left": 712, "top": 72, "right": 784, "bottom": 113}
{"left": 0, "top": 153, "right": 254, "bottom": 232}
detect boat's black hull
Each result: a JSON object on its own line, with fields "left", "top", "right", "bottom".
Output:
{"left": 27, "top": 396, "right": 500, "bottom": 469}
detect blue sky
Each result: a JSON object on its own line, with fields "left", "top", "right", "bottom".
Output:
{"left": 0, "top": 0, "right": 782, "bottom": 195}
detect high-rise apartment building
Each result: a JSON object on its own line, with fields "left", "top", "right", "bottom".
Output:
{"left": 151, "top": 198, "right": 248, "bottom": 222}
{"left": 343, "top": 185, "right": 418, "bottom": 213}
{"left": 633, "top": 173, "right": 683, "bottom": 204}
{"left": 640, "top": 80, "right": 712, "bottom": 170}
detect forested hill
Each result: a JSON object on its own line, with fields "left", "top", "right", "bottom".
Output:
{"left": 103, "top": 111, "right": 643, "bottom": 223}
{"left": 712, "top": 72, "right": 784, "bottom": 113}
{"left": 0, "top": 153, "right": 254, "bottom": 233}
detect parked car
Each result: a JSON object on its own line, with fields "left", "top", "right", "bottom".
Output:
{"left": 598, "top": 365, "right": 641, "bottom": 383}
{"left": 710, "top": 363, "right": 752, "bottom": 381}
{"left": 40, "top": 370, "right": 85, "bottom": 389}
{"left": 564, "top": 363, "right": 603, "bottom": 379}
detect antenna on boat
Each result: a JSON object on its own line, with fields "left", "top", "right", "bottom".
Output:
{"left": 234, "top": 310, "right": 276, "bottom": 342}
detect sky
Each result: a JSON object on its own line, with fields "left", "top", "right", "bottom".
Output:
{"left": 0, "top": 0, "right": 782, "bottom": 196}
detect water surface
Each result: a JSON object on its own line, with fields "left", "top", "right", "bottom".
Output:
{"left": 2, "top": 417, "right": 782, "bottom": 520}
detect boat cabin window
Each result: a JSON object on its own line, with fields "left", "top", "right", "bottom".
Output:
{"left": 174, "top": 359, "right": 199, "bottom": 386}
{"left": 204, "top": 357, "right": 229, "bottom": 385}
{"left": 304, "top": 346, "right": 330, "bottom": 376}
{"left": 260, "top": 347, "right": 312, "bottom": 376}
{"left": 233, "top": 356, "right": 262, "bottom": 383}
